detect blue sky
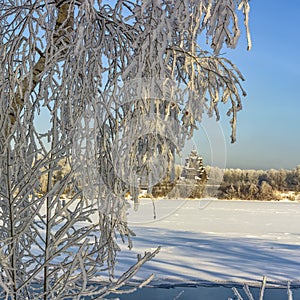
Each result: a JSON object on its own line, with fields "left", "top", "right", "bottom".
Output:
{"left": 33, "top": 1, "right": 299, "bottom": 171}
{"left": 196, "top": 0, "right": 300, "bottom": 170}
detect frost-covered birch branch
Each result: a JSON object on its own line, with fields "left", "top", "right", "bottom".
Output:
{"left": 1, "top": 0, "right": 251, "bottom": 298}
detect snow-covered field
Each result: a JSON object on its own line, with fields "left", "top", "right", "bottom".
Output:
{"left": 115, "top": 199, "right": 300, "bottom": 287}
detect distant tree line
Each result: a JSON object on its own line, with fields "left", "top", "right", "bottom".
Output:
{"left": 207, "top": 165, "right": 300, "bottom": 200}
{"left": 39, "top": 163, "right": 300, "bottom": 201}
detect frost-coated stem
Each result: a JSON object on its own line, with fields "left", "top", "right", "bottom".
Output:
{"left": 6, "top": 146, "right": 16, "bottom": 300}
{"left": 287, "top": 281, "right": 293, "bottom": 300}
{"left": 243, "top": 284, "right": 254, "bottom": 300}
{"left": 43, "top": 111, "right": 58, "bottom": 299}
{"left": 259, "top": 276, "right": 267, "bottom": 300}
{"left": 232, "top": 287, "right": 243, "bottom": 300}
{"left": 95, "top": 247, "right": 161, "bottom": 299}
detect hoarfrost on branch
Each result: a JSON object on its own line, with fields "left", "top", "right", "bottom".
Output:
{"left": 0, "top": 0, "right": 251, "bottom": 298}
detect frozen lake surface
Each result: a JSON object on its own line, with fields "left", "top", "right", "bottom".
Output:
{"left": 114, "top": 199, "right": 300, "bottom": 287}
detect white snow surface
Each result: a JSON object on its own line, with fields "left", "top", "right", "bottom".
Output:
{"left": 114, "top": 199, "right": 300, "bottom": 286}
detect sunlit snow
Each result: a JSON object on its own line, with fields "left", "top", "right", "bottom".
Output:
{"left": 114, "top": 199, "right": 300, "bottom": 286}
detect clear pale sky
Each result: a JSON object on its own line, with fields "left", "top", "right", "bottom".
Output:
{"left": 196, "top": 0, "right": 300, "bottom": 170}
